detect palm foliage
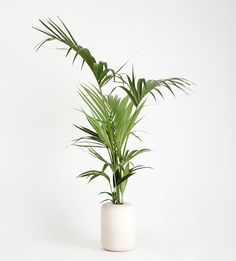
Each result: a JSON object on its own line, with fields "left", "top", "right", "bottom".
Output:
{"left": 33, "top": 17, "right": 115, "bottom": 87}
{"left": 34, "top": 18, "right": 191, "bottom": 204}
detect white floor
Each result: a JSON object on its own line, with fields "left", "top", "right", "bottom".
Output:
{"left": 1, "top": 235, "right": 234, "bottom": 261}
{"left": 0, "top": 240, "right": 191, "bottom": 261}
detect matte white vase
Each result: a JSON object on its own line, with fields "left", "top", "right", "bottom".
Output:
{"left": 101, "top": 202, "right": 136, "bottom": 251}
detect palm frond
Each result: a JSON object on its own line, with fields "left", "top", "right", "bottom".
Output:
{"left": 121, "top": 148, "right": 150, "bottom": 164}
{"left": 33, "top": 18, "right": 115, "bottom": 87}
{"left": 119, "top": 70, "right": 191, "bottom": 106}
{"left": 72, "top": 124, "right": 106, "bottom": 148}
{"left": 78, "top": 170, "right": 110, "bottom": 183}
{"left": 116, "top": 165, "right": 152, "bottom": 187}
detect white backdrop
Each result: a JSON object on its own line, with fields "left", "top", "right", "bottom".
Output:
{"left": 0, "top": 0, "right": 235, "bottom": 260}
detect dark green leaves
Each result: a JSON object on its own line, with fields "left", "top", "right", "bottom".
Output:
{"left": 78, "top": 170, "right": 110, "bottom": 183}
{"left": 116, "top": 165, "right": 152, "bottom": 187}
{"left": 33, "top": 18, "right": 115, "bottom": 87}
{"left": 72, "top": 125, "right": 106, "bottom": 148}
{"left": 121, "top": 148, "right": 150, "bottom": 164}
{"left": 119, "top": 72, "right": 191, "bottom": 107}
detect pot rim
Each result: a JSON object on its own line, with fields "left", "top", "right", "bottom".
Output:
{"left": 101, "top": 202, "right": 134, "bottom": 208}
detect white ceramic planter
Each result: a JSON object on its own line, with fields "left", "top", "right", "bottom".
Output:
{"left": 101, "top": 202, "right": 136, "bottom": 252}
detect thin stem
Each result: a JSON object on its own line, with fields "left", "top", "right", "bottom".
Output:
{"left": 120, "top": 190, "right": 124, "bottom": 204}
{"left": 116, "top": 185, "right": 120, "bottom": 204}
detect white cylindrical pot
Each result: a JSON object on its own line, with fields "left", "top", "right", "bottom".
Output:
{"left": 101, "top": 202, "right": 136, "bottom": 252}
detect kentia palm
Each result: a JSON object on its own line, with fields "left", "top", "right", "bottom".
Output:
{"left": 34, "top": 18, "right": 191, "bottom": 251}
{"left": 34, "top": 18, "right": 191, "bottom": 204}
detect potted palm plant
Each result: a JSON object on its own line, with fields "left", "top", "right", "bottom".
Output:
{"left": 34, "top": 18, "right": 191, "bottom": 252}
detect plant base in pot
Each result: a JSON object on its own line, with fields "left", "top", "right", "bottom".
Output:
{"left": 101, "top": 202, "right": 136, "bottom": 252}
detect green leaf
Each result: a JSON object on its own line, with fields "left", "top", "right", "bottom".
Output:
{"left": 120, "top": 86, "right": 138, "bottom": 106}
{"left": 57, "top": 16, "right": 77, "bottom": 45}
{"left": 116, "top": 165, "right": 152, "bottom": 187}
{"left": 34, "top": 38, "right": 53, "bottom": 51}
{"left": 78, "top": 170, "right": 110, "bottom": 183}
{"left": 66, "top": 47, "right": 72, "bottom": 57}
{"left": 120, "top": 163, "right": 129, "bottom": 193}
{"left": 88, "top": 148, "right": 108, "bottom": 163}
{"left": 98, "top": 191, "right": 112, "bottom": 197}
{"left": 100, "top": 199, "right": 112, "bottom": 204}
{"left": 122, "top": 148, "right": 150, "bottom": 163}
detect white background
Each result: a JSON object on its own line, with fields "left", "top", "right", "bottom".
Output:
{"left": 0, "top": 0, "right": 235, "bottom": 260}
